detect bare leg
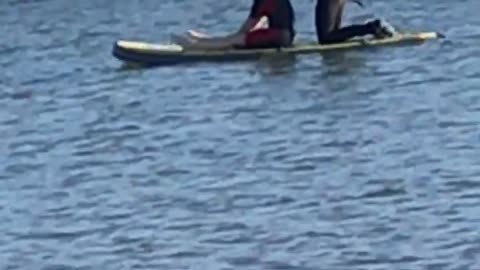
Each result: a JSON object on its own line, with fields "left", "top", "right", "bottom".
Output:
{"left": 174, "top": 32, "right": 246, "bottom": 50}
{"left": 184, "top": 16, "right": 269, "bottom": 40}
{"left": 318, "top": 24, "right": 376, "bottom": 43}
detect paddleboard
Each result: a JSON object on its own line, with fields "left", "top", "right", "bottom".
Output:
{"left": 112, "top": 31, "right": 443, "bottom": 66}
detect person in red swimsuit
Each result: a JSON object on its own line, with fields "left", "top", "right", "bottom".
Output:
{"left": 173, "top": 0, "right": 295, "bottom": 50}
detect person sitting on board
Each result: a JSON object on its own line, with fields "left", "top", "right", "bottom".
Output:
{"left": 315, "top": 0, "right": 396, "bottom": 44}
{"left": 172, "top": 0, "right": 295, "bottom": 50}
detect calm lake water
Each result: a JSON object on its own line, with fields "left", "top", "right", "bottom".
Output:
{"left": 2, "top": 0, "right": 480, "bottom": 269}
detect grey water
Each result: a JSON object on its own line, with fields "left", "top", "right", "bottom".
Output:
{"left": 1, "top": 0, "right": 480, "bottom": 269}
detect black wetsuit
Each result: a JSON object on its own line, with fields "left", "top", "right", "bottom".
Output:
{"left": 315, "top": 0, "right": 376, "bottom": 44}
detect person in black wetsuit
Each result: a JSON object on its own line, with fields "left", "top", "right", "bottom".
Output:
{"left": 315, "top": 0, "right": 395, "bottom": 44}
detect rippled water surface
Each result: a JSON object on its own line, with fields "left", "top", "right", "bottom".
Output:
{"left": 2, "top": 0, "right": 480, "bottom": 269}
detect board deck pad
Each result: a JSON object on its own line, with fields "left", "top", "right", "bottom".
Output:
{"left": 112, "top": 31, "right": 443, "bottom": 66}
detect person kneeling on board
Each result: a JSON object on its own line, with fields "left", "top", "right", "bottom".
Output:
{"left": 173, "top": 0, "right": 295, "bottom": 50}
{"left": 315, "top": 0, "right": 396, "bottom": 44}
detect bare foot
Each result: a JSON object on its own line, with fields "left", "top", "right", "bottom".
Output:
{"left": 187, "top": 30, "right": 210, "bottom": 39}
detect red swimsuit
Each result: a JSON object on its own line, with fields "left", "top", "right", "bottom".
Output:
{"left": 245, "top": 0, "right": 295, "bottom": 48}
